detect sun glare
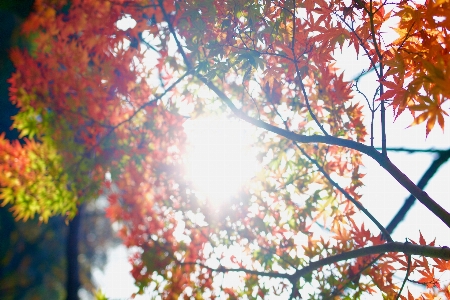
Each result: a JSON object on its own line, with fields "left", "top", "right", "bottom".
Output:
{"left": 183, "top": 116, "right": 258, "bottom": 206}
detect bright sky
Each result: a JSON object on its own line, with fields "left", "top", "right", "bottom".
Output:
{"left": 183, "top": 117, "right": 258, "bottom": 207}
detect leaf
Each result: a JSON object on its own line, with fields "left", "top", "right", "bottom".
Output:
{"left": 407, "top": 95, "right": 448, "bottom": 136}
{"left": 417, "top": 269, "right": 440, "bottom": 289}
{"left": 94, "top": 289, "right": 109, "bottom": 300}
{"left": 432, "top": 257, "right": 450, "bottom": 272}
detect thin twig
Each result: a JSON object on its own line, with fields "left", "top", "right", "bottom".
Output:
{"left": 329, "top": 253, "right": 384, "bottom": 298}
{"left": 381, "top": 147, "right": 450, "bottom": 154}
{"left": 395, "top": 245, "right": 412, "bottom": 300}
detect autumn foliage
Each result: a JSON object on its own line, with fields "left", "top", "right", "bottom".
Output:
{"left": 2, "top": 0, "right": 450, "bottom": 298}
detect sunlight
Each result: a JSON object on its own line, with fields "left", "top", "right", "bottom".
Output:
{"left": 183, "top": 116, "right": 258, "bottom": 206}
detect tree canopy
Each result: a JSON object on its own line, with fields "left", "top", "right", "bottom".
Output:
{"left": 2, "top": 0, "right": 450, "bottom": 298}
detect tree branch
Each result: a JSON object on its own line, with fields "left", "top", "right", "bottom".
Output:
{"left": 290, "top": 242, "right": 450, "bottom": 282}
{"left": 267, "top": 95, "right": 392, "bottom": 241}
{"left": 386, "top": 148, "right": 450, "bottom": 233}
{"left": 158, "top": 0, "right": 191, "bottom": 69}
{"left": 331, "top": 253, "right": 384, "bottom": 297}
{"left": 382, "top": 147, "right": 450, "bottom": 154}
{"left": 395, "top": 248, "right": 411, "bottom": 300}
{"left": 181, "top": 242, "right": 450, "bottom": 286}
{"left": 194, "top": 74, "right": 450, "bottom": 230}
{"left": 181, "top": 261, "right": 292, "bottom": 279}
{"left": 368, "top": 0, "right": 387, "bottom": 155}
{"left": 296, "top": 144, "right": 392, "bottom": 241}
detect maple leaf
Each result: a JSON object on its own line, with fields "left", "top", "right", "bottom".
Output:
{"left": 408, "top": 95, "right": 449, "bottom": 136}
{"left": 418, "top": 269, "right": 440, "bottom": 289}
{"left": 432, "top": 256, "right": 450, "bottom": 272}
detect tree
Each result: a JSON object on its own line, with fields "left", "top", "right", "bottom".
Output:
{"left": 0, "top": 3, "right": 116, "bottom": 299}
{"left": 2, "top": 0, "right": 450, "bottom": 298}
{"left": 0, "top": 199, "right": 121, "bottom": 299}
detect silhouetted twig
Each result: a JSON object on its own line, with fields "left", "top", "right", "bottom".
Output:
{"left": 386, "top": 148, "right": 450, "bottom": 233}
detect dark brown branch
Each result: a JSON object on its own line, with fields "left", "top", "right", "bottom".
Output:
{"left": 181, "top": 261, "right": 291, "bottom": 279}
{"left": 290, "top": 242, "right": 450, "bottom": 282}
{"left": 293, "top": 60, "right": 329, "bottom": 136}
{"left": 266, "top": 90, "right": 392, "bottom": 241}
{"left": 182, "top": 242, "right": 450, "bottom": 284}
{"left": 331, "top": 253, "right": 384, "bottom": 297}
{"left": 333, "top": 12, "right": 380, "bottom": 79}
{"left": 351, "top": 64, "right": 379, "bottom": 82}
{"left": 158, "top": 0, "right": 191, "bottom": 69}
{"left": 367, "top": 1, "right": 387, "bottom": 156}
{"left": 296, "top": 145, "right": 392, "bottom": 241}
{"left": 368, "top": 0, "right": 384, "bottom": 64}
{"left": 382, "top": 147, "right": 449, "bottom": 154}
{"left": 289, "top": 1, "right": 329, "bottom": 136}
{"left": 387, "top": 148, "right": 450, "bottom": 233}
{"left": 395, "top": 249, "right": 411, "bottom": 300}
{"left": 193, "top": 74, "right": 450, "bottom": 230}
